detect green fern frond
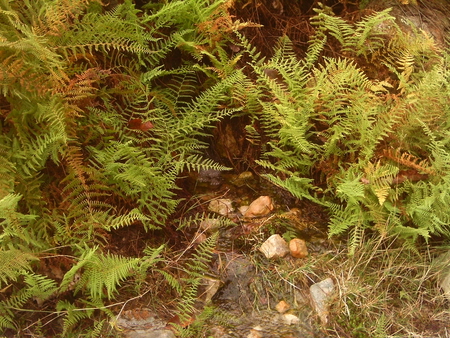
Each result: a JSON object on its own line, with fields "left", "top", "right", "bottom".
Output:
{"left": 0, "top": 249, "right": 37, "bottom": 286}
{"left": 71, "top": 249, "right": 140, "bottom": 300}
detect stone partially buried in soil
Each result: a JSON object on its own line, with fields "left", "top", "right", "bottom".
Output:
{"left": 259, "top": 234, "right": 290, "bottom": 259}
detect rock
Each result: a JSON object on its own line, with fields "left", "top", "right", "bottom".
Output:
{"left": 115, "top": 309, "right": 175, "bottom": 338}
{"left": 281, "top": 313, "right": 300, "bottom": 325}
{"left": 208, "top": 199, "right": 234, "bottom": 216}
{"left": 197, "top": 169, "right": 223, "bottom": 186}
{"left": 244, "top": 196, "right": 274, "bottom": 218}
{"left": 199, "top": 277, "right": 222, "bottom": 304}
{"left": 123, "top": 329, "right": 175, "bottom": 338}
{"left": 238, "top": 205, "right": 249, "bottom": 215}
{"left": 200, "top": 218, "right": 222, "bottom": 231}
{"left": 259, "top": 234, "right": 290, "bottom": 259}
{"left": 247, "top": 325, "right": 264, "bottom": 338}
{"left": 275, "top": 300, "right": 290, "bottom": 313}
{"left": 436, "top": 251, "right": 450, "bottom": 301}
{"left": 310, "top": 278, "right": 335, "bottom": 325}
{"left": 289, "top": 238, "right": 308, "bottom": 258}
{"left": 231, "top": 171, "right": 255, "bottom": 187}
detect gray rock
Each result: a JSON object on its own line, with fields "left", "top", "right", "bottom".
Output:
{"left": 436, "top": 250, "right": 450, "bottom": 301}
{"left": 310, "top": 278, "right": 335, "bottom": 325}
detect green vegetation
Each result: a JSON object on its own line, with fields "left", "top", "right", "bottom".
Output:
{"left": 0, "top": 0, "right": 449, "bottom": 337}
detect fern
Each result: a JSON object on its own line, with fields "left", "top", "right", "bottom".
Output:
{"left": 239, "top": 4, "right": 450, "bottom": 251}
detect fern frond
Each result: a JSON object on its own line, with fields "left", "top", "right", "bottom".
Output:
{"left": 0, "top": 249, "right": 37, "bottom": 286}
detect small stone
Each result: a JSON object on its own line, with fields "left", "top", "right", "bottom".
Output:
{"left": 238, "top": 205, "right": 249, "bottom": 215}
{"left": 208, "top": 199, "right": 234, "bottom": 216}
{"left": 199, "top": 277, "right": 222, "bottom": 304}
{"left": 281, "top": 313, "right": 300, "bottom": 325}
{"left": 275, "top": 300, "right": 290, "bottom": 313}
{"left": 247, "top": 326, "right": 264, "bottom": 338}
{"left": 289, "top": 238, "right": 308, "bottom": 258}
{"left": 310, "top": 278, "right": 335, "bottom": 325}
{"left": 200, "top": 218, "right": 222, "bottom": 231}
{"left": 244, "top": 196, "right": 274, "bottom": 218}
{"left": 232, "top": 171, "right": 254, "bottom": 187}
{"left": 259, "top": 234, "right": 290, "bottom": 259}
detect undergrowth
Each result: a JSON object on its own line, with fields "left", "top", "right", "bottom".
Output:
{"left": 1, "top": 0, "right": 449, "bottom": 337}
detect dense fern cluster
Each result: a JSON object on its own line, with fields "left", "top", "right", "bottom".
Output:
{"left": 0, "top": 0, "right": 242, "bottom": 335}
{"left": 1, "top": 0, "right": 450, "bottom": 335}
{"left": 239, "top": 4, "right": 450, "bottom": 252}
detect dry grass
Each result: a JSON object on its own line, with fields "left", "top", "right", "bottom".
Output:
{"left": 317, "top": 235, "right": 450, "bottom": 338}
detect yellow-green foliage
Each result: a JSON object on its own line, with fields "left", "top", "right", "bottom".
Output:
{"left": 240, "top": 4, "right": 450, "bottom": 252}
{"left": 0, "top": 0, "right": 236, "bottom": 335}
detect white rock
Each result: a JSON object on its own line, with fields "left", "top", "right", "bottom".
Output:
{"left": 244, "top": 196, "right": 274, "bottom": 218}
{"left": 259, "top": 234, "right": 290, "bottom": 259}
{"left": 281, "top": 313, "right": 300, "bottom": 325}
{"left": 310, "top": 277, "right": 335, "bottom": 325}
{"left": 208, "top": 199, "right": 234, "bottom": 216}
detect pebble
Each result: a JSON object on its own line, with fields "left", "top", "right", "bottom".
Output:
{"left": 208, "top": 199, "right": 234, "bottom": 216}
{"left": 281, "top": 313, "right": 300, "bottom": 325}
{"left": 275, "top": 300, "right": 290, "bottom": 313}
{"left": 289, "top": 238, "right": 308, "bottom": 258}
{"left": 259, "top": 234, "right": 290, "bottom": 259}
{"left": 200, "top": 218, "right": 222, "bottom": 231}
{"left": 244, "top": 196, "right": 274, "bottom": 218}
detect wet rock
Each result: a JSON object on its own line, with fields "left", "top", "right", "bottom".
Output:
{"left": 244, "top": 196, "right": 274, "bottom": 218}
{"left": 275, "top": 300, "right": 290, "bottom": 314}
{"left": 259, "top": 234, "right": 290, "bottom": 259}
{"left": 208, "top": 199, "right": 234, "bottom": 216}
{"left": 289, "top": 238, "right": 308, "bottom": 258}
{"left": 310, "top": 278, "right": 335, "bottom": 325}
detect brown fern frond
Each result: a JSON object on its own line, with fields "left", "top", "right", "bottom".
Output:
{"left": 382, "top": 148, "right": 435, "bottom": 175}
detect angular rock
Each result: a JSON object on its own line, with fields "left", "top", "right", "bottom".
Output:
{"left": 289, "top": 238, "right": 308, "bottom": 258}
{"left": 208, "top": 199, "right": 234, "bottom": 216}
{"left": 310, "top": 278, "right": 335, "bottom": 325}
{"left": 244, "top": 196, "right": 274, "bottom": 218}
{"left": 259, "top": 234, "right": 290, "bottom": 259}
